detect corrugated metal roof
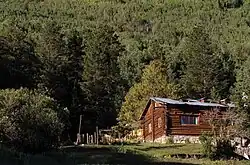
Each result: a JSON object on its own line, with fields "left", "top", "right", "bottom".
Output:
{"left": 186, "top": 101, "right": 227, "bottom": 107}
{"left": 150, "top": 97, "right": 228, "bottom": 107}
{"left": 151, "top": 97, "right": 184, "bottom": 105}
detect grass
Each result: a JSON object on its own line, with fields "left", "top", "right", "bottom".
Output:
{"left": 0, "top": 143, "right": 249, "bottom": 165}
{"left": 122, "top": 143, "right": 202, "bottom": 156}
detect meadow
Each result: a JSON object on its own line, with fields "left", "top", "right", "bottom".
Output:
{"left": 1, "top": 143, "right": 249, "bottom": 165}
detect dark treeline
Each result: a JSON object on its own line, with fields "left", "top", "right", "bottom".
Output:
{"left": 0, "top": 0, "right": 249, "bottom": 152}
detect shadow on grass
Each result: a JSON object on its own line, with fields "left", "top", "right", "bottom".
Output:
{"left": 60, "top": 146, "right": 197, "bottom": 165}
{"left": 0, "top": 145, "right": 197, "bottom": 165}
{"left": 61, "top": 145, "right": 111, "bottom": 153}
{"left": 137, "top": 144, "right": 185, "bottom": 152}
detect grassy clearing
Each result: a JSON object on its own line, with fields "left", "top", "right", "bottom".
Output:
{"left": 121, "top": 143, "right": 202, "bottom": 156}
{"left": 0, "top": 143, "right": 249, "bottom": 165}
{"left": 113, "top": 144, "right": 249, "bottom": 165}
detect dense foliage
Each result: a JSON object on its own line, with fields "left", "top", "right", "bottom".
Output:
{"left": 118, "top": 60, "right": 180, "bottom": 129}
{"left": 0, "top": 88, "right": 64, "bottom": 152}
{"left": 0, "top": 0, "right": 250, "bottom": 151}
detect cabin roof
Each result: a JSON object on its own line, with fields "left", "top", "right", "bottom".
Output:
{"left": 139, "top": 97, "right": 233, "bottom": 120}
{"left": 151, "top": 97, "right": 227, "bottom": 107}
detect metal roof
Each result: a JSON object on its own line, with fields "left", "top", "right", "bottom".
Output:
{"left": 139, "top": 97, "right": 233, "bottom": 120}
{"left": 151, "top": 97, "right": 184, "bottom": 105}
{"left": 151, "top": 97, "right": 228, "bottom": 107}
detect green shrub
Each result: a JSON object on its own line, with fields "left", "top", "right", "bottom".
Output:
{"left": 199, "top": 132, "right": 214, "bottom": 159}
{"left": 0, "top": 88, "right": 64, "bottom": 153}
{"left": 214, "top": 139, "right": 235, "bottom": 160}
{"left": 199, "top": 132, "right": 236, "bottom": 160}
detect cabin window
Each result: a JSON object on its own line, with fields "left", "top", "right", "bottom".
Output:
{"left": 180, "top": 115, "right": 198, "bottom": 125}
{"left": 148, "top": 123, "right": 152, "bottom": 133}
{"left": 157, "top": 117, "right": 162, "bottom": 128}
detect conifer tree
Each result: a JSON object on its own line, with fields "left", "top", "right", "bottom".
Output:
{"left": 83, "top": 26, "right": 126, "bottom": 130}
{"left": 180, "top": 26, "right": 235, "bottom": 100}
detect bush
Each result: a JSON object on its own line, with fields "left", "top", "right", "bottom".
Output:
{"left": 0, "top": 88, "right": 64, "bottom": 153}
{"left": 199, "top": 132, "right": 214, "bottom": 159}
{"left": 214, "top": 139, "right": 235, "bottom": 160}
{"left": 199, "top": 132, "right": 235, "bottom": 160}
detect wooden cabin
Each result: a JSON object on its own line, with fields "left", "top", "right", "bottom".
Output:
{"left": 139, "top": 97, "right": 231, "bottom": 143}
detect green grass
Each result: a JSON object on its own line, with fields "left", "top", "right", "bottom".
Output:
{"left": 0, "top": 143, "right": 249, "bottom": 165}
{"left": 121, "top": 143, "right": 202, "bottom": 156}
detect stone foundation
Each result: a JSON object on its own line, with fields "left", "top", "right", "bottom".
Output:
{"left": 154, "top": 135, "right": 200, "bottom": 144}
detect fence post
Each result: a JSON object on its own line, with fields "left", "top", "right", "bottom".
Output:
{"left": 94, "top": 132, "right": 96, "bottom": 144}
{"left": 86, "top": 133, "right": 89, "bottom": 144}
{"left": 91, "top": 135, "right": 94, "bottom": 144}
{"left": 82, "top": 134, "right": 85, "bottom": 144}
{"left": 96, "top": 126, "right": 99, "bottom": 145}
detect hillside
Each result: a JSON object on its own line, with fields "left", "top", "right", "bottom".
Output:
{"left": 0, "top": 0, "right": 249, "bottom": 152}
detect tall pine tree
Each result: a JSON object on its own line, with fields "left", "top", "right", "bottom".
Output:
{"left": 37, "top": 24, "right": 85, "bottom": 140}
{"left": 180, "top": 26, "right": 235, "bottom": 100}
{"left": 231, "top": 56, "right": 250, "bottom": 136}
{"left": 83, "top": 26, "right": 126, "bottom": 131}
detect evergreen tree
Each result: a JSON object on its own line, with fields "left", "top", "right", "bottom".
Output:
{"left": 231, "top": 56, "right": 250, "bottom": 136}
{"left": 0, "top": 30, "right": 41, "bottom": 89}
{"left": 83, "top": 26, "right": 126, "bottom": 131}
{"left": 180, "top": 26, "right": 235, "bottom": 100}
{"left": 37, "top": 24, "right": 85, "bottom": 140}
{"left": 232, "top": 57, "right": 250, "bottom": 113}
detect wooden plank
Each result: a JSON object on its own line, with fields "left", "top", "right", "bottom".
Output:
{"left": 143, "top": 118, "right": 145, "bottom": 141}
{"left": 78, "top": 115, "right": 82, "bottom": 134}
{"left": 86, "top": 133, "right": 89, "bottom": 144}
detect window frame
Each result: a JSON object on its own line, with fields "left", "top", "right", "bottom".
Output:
{"left": 180, "top": 115, "right": 199, "bottom": 126}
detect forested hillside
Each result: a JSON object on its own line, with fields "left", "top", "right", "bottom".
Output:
{"left": 0, "top": 0, "right": 250, "bottom": 151}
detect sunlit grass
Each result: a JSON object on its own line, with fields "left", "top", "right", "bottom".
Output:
{"left": 122, "top": 143, "right": 202, "bottom": 156}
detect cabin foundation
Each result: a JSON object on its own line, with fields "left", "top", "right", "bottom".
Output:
{"left": 152, "top": 135, "right": 200, "bottom": 144}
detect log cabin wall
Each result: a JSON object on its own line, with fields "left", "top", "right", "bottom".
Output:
{"left": 167, "top": 104, "right": 222, "bottom": 136}
{"left": 143, "top": 100, "right": 153, "bottom": 141}
{"left": 141, "top": 98, "right": 228, "bottom": 141}
{"left": 153, "top": 102, "right": 166, "bottom": 140}
{"left": 143, "top": 100, "right": 166, "bottom": 141}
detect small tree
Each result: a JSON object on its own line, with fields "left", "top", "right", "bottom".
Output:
{"left": 199, "top": 132, "right": 214, "bottom": 159}
{"left": 0, "top": 88, "right": 64, "bottom": 153}
{"left": 201, "top": 109, "right": 248, "bottom": 159}
{"left": 118, "top": 60, "right": 181, "bottom": 132}
{"left": 203, "top": 109, "right": 249, "bottom": 139}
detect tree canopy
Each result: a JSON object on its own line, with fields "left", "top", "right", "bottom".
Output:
{"left": 0, "top": 88, "right": 64, "bottom": 152}
{"left": 118, "top": 60, "right": 180, "bottom": 128}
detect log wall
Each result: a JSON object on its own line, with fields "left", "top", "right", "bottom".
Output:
{"left": 142, "top": 101, "right": 227, "bottom": 141}
{"left": 167, "top": 105, "right": 213, "bottom": 136}
{"left": 143, "top": 100, "right": 166, "bottom": 141}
